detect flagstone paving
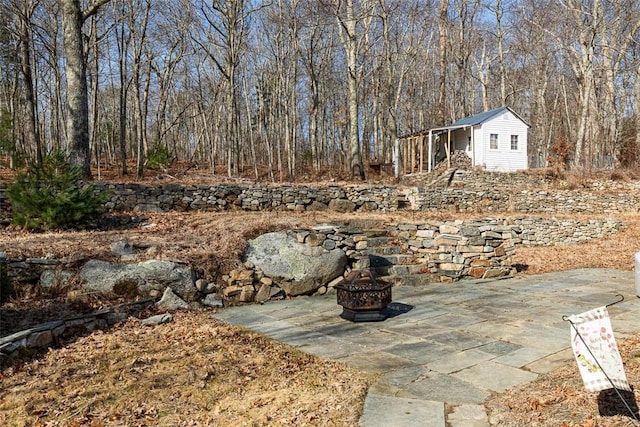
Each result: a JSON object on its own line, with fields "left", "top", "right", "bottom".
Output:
{"left": 212, "top": 269, "right": 640, "bottom": 426}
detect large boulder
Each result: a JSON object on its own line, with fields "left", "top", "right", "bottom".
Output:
{"left": 80, "top": 259, "right": 196, "bottom": 301}
{"left": 156, "top": 287, "right": 189, "bottom": 310}
{"left": 328, "top": 199, "right": 356, "bottom": 213}
{"left": 244, "top": 231, "right": 347, "bottom": 296}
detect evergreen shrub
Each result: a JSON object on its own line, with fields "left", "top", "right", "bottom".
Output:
{"left": 7, "top": 150, "right": 109, "bottom": 231}
{"left": 146, "top": 144, "right": 171, "bottom": 170}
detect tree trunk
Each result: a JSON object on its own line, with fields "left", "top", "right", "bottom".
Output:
{"left": 380, "top": 1, "right": 397, "bottom": 161}
{"left": 635, "top": 60, "right": 640, "bottom": 165}
{"left": 60, "top": 0, "right": 91, "bottom": 178}
{"left": 17, "top": 1, "right": 42, "bottom": 166}
{"left": 437, "top": 0, "right": 448, "bottom": 125}
{"left": 495, "top": 0, "right": 507, "bottom": 105}
{"left": 89, "top": 15, "right": 100, "bottom": 177}
{"left": 117, "top": 16, "right": 128, "bottom": 176}
{"left": 346, "top": 0, "right": 364, "bottom": 180}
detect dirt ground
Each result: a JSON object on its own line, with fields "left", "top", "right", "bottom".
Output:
{"left": 3, "top": 167, "right": 640, "bottom": 425}
{"left": 0, "top": 312, "right": 375, "bottom": 426}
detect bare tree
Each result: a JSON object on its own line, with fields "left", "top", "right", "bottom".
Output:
{"left": 125, "top": 0, "right": 152, "bottom": 178}
{"left": 113, "top": 0, "right": 131, "bottom": 176}
{"left": 13, "top": 0, "right": 42, "bottom": 165}
{"left": 60, "top": 0, "right": 110, "bottom": 178}
{"left": 194, "top": 0, "right": 270, "bottom": 177}
{"left": 330, "top": 0, "right": 366, "bottom": 179}
{"left": 4, "top": 0, "right": 640, "bottom": 178}
{"left": 437, "top": 0, "right": 448, "bottom": 125}
{"left": 298, "top": 2, "right": 333, "bottom": 173}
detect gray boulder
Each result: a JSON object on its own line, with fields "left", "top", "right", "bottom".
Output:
{"left": 328, "top": 199, "right": 356, "bottom": 213}
{"left": 135, "top": 260, "right": 196, "bottom": 299}
{"left": 40, "top": 269, "right": 73, "bottom": 288}
{"left": 110, "top": 240, "right": 133, "bottom": 256}
{"left": 80, "top": 260, "right": 129, "bottom": 292}
{"left": 244, "top": 232, "right": 347, "bottom": 296}
{"left": 80, "top": 259, "right": 196, "bottom": 301}
{"left": 203, "top": 294, "right": 224, "bottom": 307}
{"left": 156, "top": 287, "right": 189, "bottom": 310}
{"left": 141, "top": 313, "right": 173, "bottom": 326}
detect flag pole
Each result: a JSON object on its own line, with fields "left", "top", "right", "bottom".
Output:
{"left": 563, "top": 295, "right": 639, "bottom": 422}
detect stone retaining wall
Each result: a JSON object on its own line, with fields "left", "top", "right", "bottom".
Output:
{"left": 4, "top": 257, "right": 60, "bottom": 287}
{"left": 0, "top": 299, "right": 155, "bottom": 367}
{"left": 403, "top": 187, "right": 640, "bottom": 214}
{"left": 97, "top": 183, "right": 399, "bottom": 213}
{"left": 95, "top": 181, "right": 640, "bottom": 215}
{"left": 4, "top": 217, "right": 621, "bottom": 290}
{"left": 221, "top": 217, "right": 622, "bottom": 300}
{"left": 403, "top": 169, "right": 554, "bottom": 190}
{"left": 310, "top": 217, "right": 621, "bottom": 277}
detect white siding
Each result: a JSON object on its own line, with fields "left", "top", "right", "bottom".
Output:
{"left": 473, "top": 126, "right": 483, "bottom": 166}
{"left": 479, "top": 111, "right": 528, "bottom": 171}
{"left": 431, "top": 108, "right": 529, "bottom": 172}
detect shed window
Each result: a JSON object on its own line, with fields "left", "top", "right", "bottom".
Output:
{"left": 510, "top": 135, "right": 518, "bottom": 150}
{"left": 490, "top": 134, "right": 498, "bottom": 150}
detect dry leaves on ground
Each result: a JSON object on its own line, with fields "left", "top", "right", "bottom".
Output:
{"left": 486, "top": 337, "right": 640, "bottom": 426}
{"left": 0, "top": 311, "right": 375, "bottom": 426}
{"left": 3, "top": 207, "right": 640, "bottom": 426}
{"left": 512, "top": 213, "right": 640, "bottom": 275}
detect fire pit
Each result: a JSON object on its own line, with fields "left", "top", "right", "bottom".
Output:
{"left": 335, "top": 269, "right": 392, "bottom": 322}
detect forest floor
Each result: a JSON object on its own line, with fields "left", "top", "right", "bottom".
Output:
{"left": 2, "top": 166, "right": 640, "bottom": 425}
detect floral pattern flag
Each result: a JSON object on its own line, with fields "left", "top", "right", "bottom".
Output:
{"left": 568, "top": 306, "right": 631, "bottom": 392}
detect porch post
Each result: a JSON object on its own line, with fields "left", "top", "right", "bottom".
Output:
{"left": 411, "top": 137, "right": 416, "bottom": 173}
{"left": 470, "top": 126, "right": 475, "bottom": 167}
{"left": 419, "top": 134, "right": 424, "bottom": 173}
{"left": 446, "top": 129, "right": 451, "bottom": 168}
{"left": 403, "top": 139, "right": 408, "bottom": 175}
{"left": 428, "top": 130, "right": 433, "bottom": 173}
{"left": 393, "top": 137, "right": 400, "bottom": 177}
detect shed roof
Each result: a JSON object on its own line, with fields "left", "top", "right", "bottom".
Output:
{"left": 450, "top": 106, "right": 530, "bottom": 127}
{"left": 398, "top": 106, "right": 530, "bottom": 139}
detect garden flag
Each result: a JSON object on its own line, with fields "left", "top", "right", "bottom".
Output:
{"left": 568, "top": 306, "right": 631, "bottom": 392}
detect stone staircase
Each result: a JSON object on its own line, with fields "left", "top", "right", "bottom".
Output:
{"left": 357, "top": 229, "right": 434, "bottom": 286}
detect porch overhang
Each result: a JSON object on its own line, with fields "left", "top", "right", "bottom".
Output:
{"left": 396, "top": 124, "right": 473, "bottom": 177}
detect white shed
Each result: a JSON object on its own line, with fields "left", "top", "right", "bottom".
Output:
{"left": 427, "top": 106, "right": 530, "bottom": 172}
{"left": 395, "top": 106, "right": 530, "bottom": 176}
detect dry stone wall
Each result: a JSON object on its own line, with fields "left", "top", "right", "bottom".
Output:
{"left": 302, "top": 217, "right": 621, "bottom": 278}
{"left": 403, "top": 187, "right": 640, "bottom": 214}
{"left": 0, "top": 299, "right": 154, "bottom": 367}
{"left": 3, "top": 217, "right": 620, "bottom": 301}
{"left": 220, "top": 217, "right": 622, "bottom": 302}
{"left": 95, "top": 181, "right": 640, "bottom": 215}
{"left": 97, "top": 183, "right": 399, "bottom": 213}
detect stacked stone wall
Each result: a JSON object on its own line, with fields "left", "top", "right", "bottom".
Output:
{"left": 297, "top": 217, "right": 621, "bottom": 282}
{"left": 95, "top": 182, "right": 640, "bottom": 215}
{"left": 3, "top": 217, "right": 620, "bottom": 304}
{"left": 97, "top": 183, "right": 399, "bottom": 213}
{"left": 0, "top": 299, "right": 154, "bottom": 366}
{"left": 403, "top": 187, "right": 640, "bottom": 214}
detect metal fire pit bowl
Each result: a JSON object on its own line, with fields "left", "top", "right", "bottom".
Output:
{"left": 335, "top": 269, "right": 392, "bottom": 322}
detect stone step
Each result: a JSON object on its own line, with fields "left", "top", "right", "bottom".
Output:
{"left": 365, "top": 254, "right": 416, "bottom": 266}
{"left": 386, "top": 264, "right": 429, "bottom": 276}
{"left": 364, "top": 236, "right": 396, "bottom": 247}
{"left": 380, "top": 273, "right": 438, "bottom": 287}
{"left": 362, "top": 246, "right": 403, "bottom": 256}
{"left": 371, "top": 264, "right": 427, "bottom": 277}
{"left": 363, "top": 229, "right": 389, "bottom": 238}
